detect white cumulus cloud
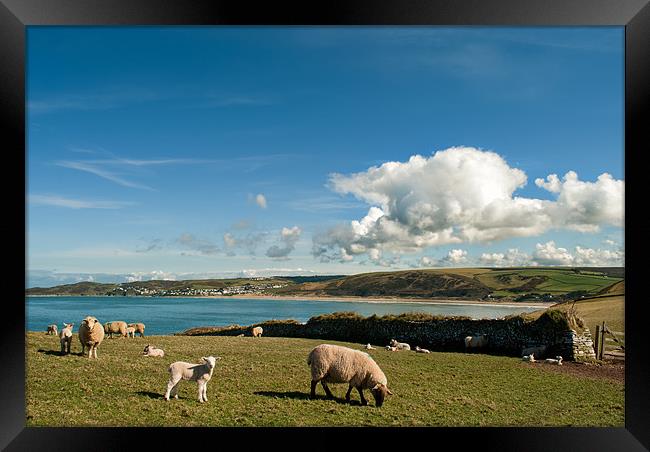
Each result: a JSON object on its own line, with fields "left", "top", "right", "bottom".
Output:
{"left": 313, "top": 146, "right": 624, "bottom": 263}
{"left": 266, "top": 226, "right": 302, "bottom": 259}
{"left": 255, "top": 193, "right": 267, "bottom": 209}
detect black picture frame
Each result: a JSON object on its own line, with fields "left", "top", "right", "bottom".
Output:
{"left": 4, "top": 0, "right": 648, "bottom": 450}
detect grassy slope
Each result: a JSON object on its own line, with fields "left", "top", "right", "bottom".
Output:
{"left": 27, "top": 268, "right": 623, "bottom": 300}
{"left": 27, "top": 333, "right": 623, "bottom": 427}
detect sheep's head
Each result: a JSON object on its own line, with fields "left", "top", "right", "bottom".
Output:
{"left": 389, "top": 339, "right": 397, "bottom": 346}
{"left": 371, "top": 383, "right": 393, "bottom": 407}
{"left": 201, "top": 356, "right": 221, "bottom": 369}
{"left": 82, "top": 316, "right": 97, "bottom": 329}
{"left": 143, "top": 345, "right": 151, "bottom": 355}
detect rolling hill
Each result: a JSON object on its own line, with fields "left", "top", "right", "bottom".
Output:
{"left": 26, "top": 267, "right": 623, "bottom": 302}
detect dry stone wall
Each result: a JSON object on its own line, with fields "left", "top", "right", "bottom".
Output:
{"left": 180, "top": 311, "right": 596, "bottom": 362}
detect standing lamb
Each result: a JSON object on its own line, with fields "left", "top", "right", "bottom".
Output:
{"left": 307, "top": 344, "right": 393, "bottom": 407}
{"left": 104, "top": 321, "right": 128, "bottom": 338}
{"left": 251, "top": 326, "right": 263, "bottom": 337}
{"left": 389, "top": 339, "right": 411, "bottom": 351}
{"left": 464, "top": 335, "right": 487, "bottom": 352}
{"left": 142, "top": 345, "right": 164, "bottom": 357}
{"left": 79, "top": 316, "right": 105, "bottom": 359}
{"left": 126, "top": 326, "right": 136, "bottom": 338}
{"left": 46, "top": 324, "right": 58, "bottom": 336}
{"left": 59, "top": 323, "right": 74, "bottom": 354}
{"left": 128, "top": 323, "right": 146, "bottom": 337}
{"left": 164, "top": 356, "right": 221, "bottom": 403}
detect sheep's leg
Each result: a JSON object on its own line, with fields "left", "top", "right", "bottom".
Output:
{"left": 310, "top": 380, "right": 318, "bottom": 399}
{"left": 320, "top": 381, "right": 334, "bottom": 399}
{"left": 87, "top": 346, "right": 93, "bottom": 359}
{"left": 198, "top": 381, "right": 207, "bottom": 402}
{"left": 357, "top": 387, "right": 368, "bottom": 406}
{"left": 93, "top": 346, "right": 98, "bottom": 359}
{"left": 165, "top": 378, "right": 180, "bottom": 401}
{"left": 345, "top": 385, "right": 354, "bottom": 403}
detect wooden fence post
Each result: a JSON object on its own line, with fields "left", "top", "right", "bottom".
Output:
{"left": 599, "top": 321, "right": 606, "bottom": 360}
{"left": 595, "top": 325, "right": 601, "bottom": 359}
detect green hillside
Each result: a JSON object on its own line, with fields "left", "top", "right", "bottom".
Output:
{"left": 26, "top": 267, "right": 623, "bottom": 302}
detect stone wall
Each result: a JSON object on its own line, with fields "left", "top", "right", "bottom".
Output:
{"left": 180, "top": 310, "right": 596, "bottom": 362}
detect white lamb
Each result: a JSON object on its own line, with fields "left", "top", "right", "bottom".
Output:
{"left": 126, "top": 326, "right": 136, "bottom": 338}
{"left": 522, "top": 353, "right": 536, "bottom": 362}
{"left": 59, "top": 323, "right": 73, "bottom": 354}
{"left": 143, "top": 345, "right": 164, "bottom": 357}
{"left": 46, "top": 324, "right": 58, "bottom": 336}
{"left": 307, "top": 344, "right": 393, "bottom": 407}
{"left": 164, "top": 356, "right": 221, "bottom": 403}
{"left": 545, "top": 356, "right": 563, "bottom": 365}
{"left": 414, "top": 346, "right": 431, "bottom": 354}
{"left": 364, "top": 343, "right": 375, "bottom": 350}
{"left": 389, "top": 339, "right": 411, "bottom": 351}
{"left": 385, "top": 345, "right": 397, "bottom": 352}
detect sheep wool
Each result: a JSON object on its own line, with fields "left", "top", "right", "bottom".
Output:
{"left": 307, "top": 344, "right": 393, "bottom": 407}
{"left": 128, "top": 323, "right": 146, "bottom": 337}
{"left": 79, "top": 316, "right": 105, "bottom": 359}
{"left": 104, "top": 321, "right": 128, "bottom": 338}
{"left": 59, "top": 323, "right": 73, "bottom": 354}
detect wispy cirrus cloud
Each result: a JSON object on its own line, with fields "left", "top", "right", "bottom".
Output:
{"left": 28, "top": 194, "right": 135, "bottom": 209}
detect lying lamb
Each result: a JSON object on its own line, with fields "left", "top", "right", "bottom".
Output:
{"left": 385, "top": 345, "right": 397, "bottom": 352}
{"left": 59, "top": 323, "right": 73, "bottom": 354}
{"left": 522, "top": 353, "right": 536, "bottom": 362}
{"left": 307, "top": 343, "right": 393, "bottom": 407}
{"left": 414, "top": 346, "right": 431, "bottom": 354}
{"left": 364, "top": 344, "right": 375, "bottom": 350}
{"left": 545, "top": 356, "right": 563, "bottom": 365}
{"left": 143, "top": 345, "right": 164, "bottom": 357}
{"left": 164, "top": 356, "right": 221, "bottom": 403}
{"left": 389, "top": 339, "right": 411, "bottom": 351}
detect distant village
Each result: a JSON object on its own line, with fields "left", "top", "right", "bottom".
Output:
{"left": 105, "top": 282, "right": 288, "bottom": 297}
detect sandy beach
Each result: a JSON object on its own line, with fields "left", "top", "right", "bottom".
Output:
{"left": 220, "top": 293, "right": 555, "bottom": 309}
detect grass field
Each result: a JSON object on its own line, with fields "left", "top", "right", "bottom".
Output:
{"left": 26, "top": 332, "right": 624, "bottom": 427}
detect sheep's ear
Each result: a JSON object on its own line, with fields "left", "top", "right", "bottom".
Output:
{"left": 386, "top": 388, "right": 394, "bottom": 395}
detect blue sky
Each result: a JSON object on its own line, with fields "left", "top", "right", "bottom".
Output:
{"left": 26, "top": 27, "right": 624, "bottom": 286}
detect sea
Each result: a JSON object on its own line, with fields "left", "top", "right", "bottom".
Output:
{"left": 26, "top": 296, "right": 547, "bottom": 336}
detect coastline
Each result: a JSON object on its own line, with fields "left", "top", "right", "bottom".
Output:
{"left": 222, "top": 293, "right": 555, "bottom": 309}
{"left": 25, "top": 293, "right": 555, "bottom": 309}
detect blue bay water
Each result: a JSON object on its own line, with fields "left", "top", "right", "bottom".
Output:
{"left": 26, "top": 296, "right": 546, "bottom": 336}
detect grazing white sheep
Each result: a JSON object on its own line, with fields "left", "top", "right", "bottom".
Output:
{"left": 415, "top": 346, "right": 431, "bottom": 354}
{"left": 307, "top": 344, "right": 393, "bottom": 407}
{"left": 46, "top": 324, "right": 58, "bottom": 336}
{"left": 79, "top": 316, "right": 105, "bottom": 359}
{"left": 142, "top": 345, "right": 164, "bottom": 357}
{"left": 385, "top": 345, "right": 397, "bottom": 352}
{"left": 128, "top": 323, "right": 146, "bottom": 337}
{"left": 545, "top": 356, "right": 563, "bottom": 365}
{"left": 364, "top": 343, "right": 375, "bottom": 350}
{"left": 164, "top": 356, "right": 221, "bottom": 403}
{"left": 389, "top": 339, "right": 411, "bottom": 351}
{"left": 126, "top": 326, "right": 136, "bottom": 338}
{"left": 522, "top": 353, "right": 536, "bottom": 362}
{"left": 464, "top": 335, "right": 487, "bottom": 351}
{"left": 59, "top": 323, "right": 73, "bottom": 354}
{"left": 104, "top": 321, "right": 128, "bottom": 338}
{"left": 251, "top": 326, "right": 263, "bottom": 337}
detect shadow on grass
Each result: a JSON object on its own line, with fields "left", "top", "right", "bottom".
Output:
{"left": 253, "top": 391, "right": 363, "bottom": 405}
{"left": 136, "top": 391, "right": 165, "bottom": 400}
{"left": 37, "top": 349, "right": 77, "bottom": 357}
